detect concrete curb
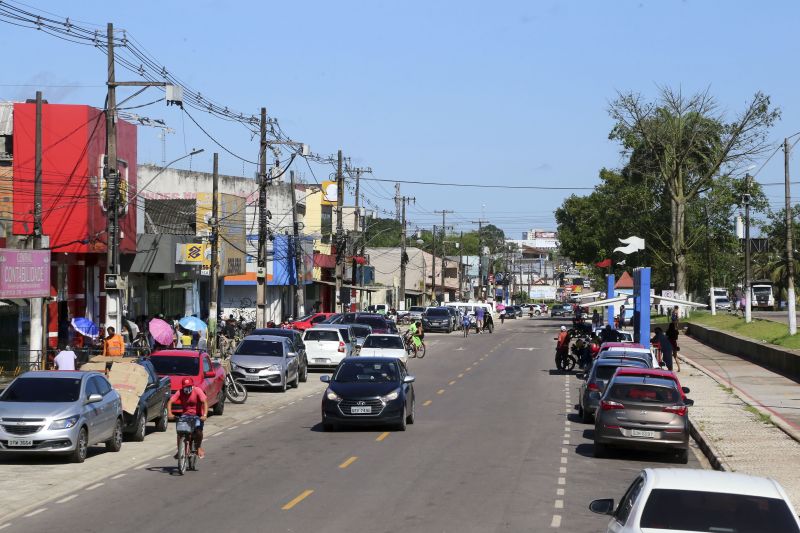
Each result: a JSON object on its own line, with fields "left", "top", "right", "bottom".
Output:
{"left": 679, "top": 353, "right": 800, "bottom": 447}
{"left": 688, "top": 419, "right": 731, "bottom": 472}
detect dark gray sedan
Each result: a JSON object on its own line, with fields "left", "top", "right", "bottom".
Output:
{"left": 577, "top": 359, "right": 649, "bottom": 423}
{"left": 230, "top": 335, "right": 300, "bottom": 392}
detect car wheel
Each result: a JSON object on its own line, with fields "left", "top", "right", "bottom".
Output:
{"left": 106, "top": 418, "right": 123, "bottom": 452}
{"left": 212, "top": 391, "right": 226, "bottom": 415}
{"left": 535, "top": 310, "right": 541, "bottom": 316}
{"left": 131, "top": 410, "right": 146, "bottom": 442}
{"left": 396, "top": 406, "right": 407, "bottom": 431}
{"left": 406, "top": 399, "right": 415, "bottom": 424}
{"left": 593, "top": 441, "right": 606, "bottom": 458}
{"left": 291, "top": 370, "right": 299, "bottom": 388}
{"left": 70, "top": 427, "right": 88, "bottom": 463}
{"left": 300, "top": 361, "right": 308, "bottom": 383}
{"left": 676, "top": 449, "right": 689, "bottom": 464}
{"left": 280, "top": 374, "right": 288, "bottom": 393}
{"left": 580, "top": 405, "right": 592, "bottom": 424}
{"left": 155, "top": 404, "right": 169, "bottom": 432}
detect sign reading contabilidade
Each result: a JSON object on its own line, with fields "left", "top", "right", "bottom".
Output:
{"left": 0, "top": 248, "right": 51, "bottom": 298}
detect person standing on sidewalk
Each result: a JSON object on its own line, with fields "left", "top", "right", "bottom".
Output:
{"left": 652, "top": 327, "right": 674, "bottom": 371}
{"left": 591, "top": 309, "right": 600, "bottom": 329}
{"left": 54, "top": 344, "right": 77, "bottom": 370}
{"left": 666, "top": 321, "right": 682, "bottom": 372}
{"left": 618, "top": 305, "right": 626, "bottom": 329}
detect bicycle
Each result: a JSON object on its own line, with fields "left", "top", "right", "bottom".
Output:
{"left": 131, "top": 332, "right": 151, "bottom": 358}
{"left": 402, "top": 331, "right": 426, "bottom": 359}
{"left": 175, "top": 415, "right": 200, "bottom": 475}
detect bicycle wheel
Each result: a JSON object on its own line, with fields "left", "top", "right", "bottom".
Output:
{"left": 177, "top": 438, "right": 187, "bottom": 475}
{"left": 225, "top": 377, "right": 248, "bottom": 404}
{"left": 188, "top": 451, "right": 197, "bottom": 471}
{"left": 416, "top": 344, "right": 426, "bottom": 359}
{"left": 562, "top": 356, "right": 576, "bottom": 372}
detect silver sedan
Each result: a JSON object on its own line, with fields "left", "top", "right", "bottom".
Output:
{"left": 230, "top": 335, "right": 301, "bottom": 392}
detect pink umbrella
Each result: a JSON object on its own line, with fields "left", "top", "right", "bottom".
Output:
{"left": 149, "top": 318, "right": 174, "bottom": 346}
{"left": 496, "top": 304, "right": 506, "bottom": 311}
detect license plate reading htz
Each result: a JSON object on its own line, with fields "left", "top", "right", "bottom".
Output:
{"left": 631, "top": 430, "right": 655, "bottom": 438}
{"left": 350, "top": 406, "right": 372, "bottom": 414}
{"left": 245, "top": 375, "right": 261, "bottom": 381}
{"left": 8, "top": 438, "right": 33, "bottom": 447}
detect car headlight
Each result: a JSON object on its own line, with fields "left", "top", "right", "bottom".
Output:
{"left": 266, "top": 364, "right": 281, "bottom": 372}
{"left": 381, "top": 388, "right": 401, "bottom": 402}
{"left": 326, "top": 388, "right": 340, "bottom": 401}
{"left": 49, "top": 415, "right": 79, "bottom": 430}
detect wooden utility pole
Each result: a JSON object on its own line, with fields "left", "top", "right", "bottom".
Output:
{"left": 256, "top": 107, "right": 268, "bottom": 328}
{"left": 290, "top": 170, "right": 305, "bottom": 318}
{"left": 209, "top": 153, "right": 219, "bottom": 356}
{"left": 786, "top": 138, "right": 797, "bottom": 335}
{"left": 335, "top": 150, "right": 344, "bottom": 312}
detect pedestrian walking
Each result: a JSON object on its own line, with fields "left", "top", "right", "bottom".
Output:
{"left": 666, "top": 321, "right": 681, "bottom": 372}
{"left": 103, "top": 326, "right": 125, "bottom": 357}
{"left": 670, "top": 305, "right": 680, "bottom": 325}
{"left": 652, "top": 327, "right": 674, "bottom": 371}
{"left": 54, "top": 344, "right": 77, "bottom": 370}
{"left": 475, "top": 305, "right": 485, "bottom": 334}
{"left": 618, "top": 305, "right": 626, "bottom": 329}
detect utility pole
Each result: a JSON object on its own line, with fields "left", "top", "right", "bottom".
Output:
{"left": 431, "top": 225, "right": 438, "bottom": 304}
{"left": 256, "top": 107, "right": 268, "bottom": 328}
{"left": 209, "top": 153, "right": 219, "bottom": 356}
{"left": 359, "top": 208, "right": 367, "bottom": 310}
{"left": 435, "top": 210, "right": 453, "bottom": 302}
{"left": 394, "top": 183, "right": 402, "bottom": 222}
{"left": 290, "top": 170, "right": 306, "bottom": 318}
{"left": 29, "top": 91, "right": 45, "bottom": 366}
{"left": 458, "top": 231, "right": 464, "bottom": 301}
{"left": 398, "top": 196, "right": 414, "bottom": 310}
{"left": 335, "top": 150, "right": 345, "bottom": 312}
{"left": 786, "top": 138, "right": 797, "bottom": 334}
{"left": 104, "top": 22, "right": 121, "bottom": 334}
{"left": 472, "top": 219, "right": 489, "bottom": 300}
{"left": 744, "top": 173, "right": 753, "bottom": 324}
{"left": 705, "top": 203, "right": 716, "bottom": 316}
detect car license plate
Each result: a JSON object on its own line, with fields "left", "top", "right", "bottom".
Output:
{"left": 245, "top": 375, "right": 261, "bottom": 381}
{"left": 350, "top": 406, "right": 371, "bottom": 414}
{"left": 7, "top": 438, "right": 33, "bottom": 447}
{"left": 314, "top": 358, "right": 330, "bottom": 364}
{"left": 631, "top": 429, "right": 655, "bottom": 438}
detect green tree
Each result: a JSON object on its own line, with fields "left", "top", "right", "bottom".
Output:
{"left": 608, "top": 88, "right": 779, "bottom": 297}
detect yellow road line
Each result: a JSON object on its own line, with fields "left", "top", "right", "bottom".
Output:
{"left": 423, "top": 400, "right": 432, "bottom": 406}
{"left": 339, "top": 456, "right": 358, "bottom": 469}
{"left": 437, "top": 389, "right": 445, "bottom": 395}
{"left": 449, "top": 380, "right": 456, "bottom": 385}
{"left": 282, "top": 489, "right": 314, "bottom": 510}
{"left": 376, "top": 431, "right": 390, "bottom": 442}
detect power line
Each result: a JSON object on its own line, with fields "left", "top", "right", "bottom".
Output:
{"left": 359, "top": 176, "right": 594, "bottom": 190}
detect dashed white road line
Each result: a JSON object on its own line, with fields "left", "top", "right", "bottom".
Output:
{"left": 556, "top": 488, "right": 565, "bottom": 496}
{"left": 23, "top": 508, "right": 46, "bottom": 518}
{"left": 255, "top": 415, "right": 264, "bottom": 419}
{"left": 242, "top": 420, "right": 251, "bottom": 425}
{"left": 156, "top": 454, "right": 170, "bottom": 460}
{"left": 85, "top": 483, "right": 104, "bottom": 491}
{"left": 561, "top": 448, "right": 568, "bottom": 454}
{"left": 56, "top": 494, "right": 78, "bottom": 504}
{"left": 0, "top": 523, "right": 11, "bottom": 530}
{"left": 554, "top": 500, "right": 564, "bottom": 509}
{"left": 559, "top": 466, "right": 566, "bottom": 474}
{"left": 557, "top": 477, "right": 566, "bottom": 485}
{"left": 550, "top": 515, "right": 562, "bottom": 528}
{"left": 134, "top": 463, "right": 150, "bottom": 470}
{"left": 111, "top": 473, "right": 126, "bottom": 480}
{"left": 229, "top": 425, "right": 239, "bottom": 430}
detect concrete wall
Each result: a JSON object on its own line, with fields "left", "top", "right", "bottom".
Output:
{"left": 687, "top": 323, "right": 800, "bottom": 383}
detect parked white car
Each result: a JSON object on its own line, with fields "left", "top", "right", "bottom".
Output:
{"left": 303, "top": 327, "right": 354, "bottom": 368}
{"left": 590, "top": 468, "right": 800, "bottom": 532}
{"left": 358, "top": 334, "right": 408, "bottom": 364}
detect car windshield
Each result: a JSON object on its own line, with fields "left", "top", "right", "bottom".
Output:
{"left": 235, "top": 340, "right": 284, "bottom": 356}
{"left": 608, "top": 384, "right": 679, "bottom": 403}
{"left": 1, "top": 377, "right": 82, "bottom": 402}
{"left": 150, "top": 356, "right": 200, "bottom": 376}
{"left": 356, "top": 316, "right": 387, "bottom": 329}
{"left": 305, "top": 330, "right": 339, "bottom": 342}
{"left": 595, "top": 363, "right": 647, "bottom": 381}
{"left": 410, "top": 307, "right": 425, "bottom": 313}
{"left": 350, "top": 325, "right": 372, "bottom": 337}
{"left": 753, "top": 287, "right": 772, "bottom": 294}
{"left": 297, "top": 314, "right": 313, "bottom": 322}
{"left": 334, "top": 360, "right": 400, "bottom": 383}
{"left": 363, "top": 335, "right": 404, "bottom": 349}
{"left": 426, "top": 308, "right": 449, "bottom": 317}
{"left": 640, "top": 489, "right": 800, "bottom": 532}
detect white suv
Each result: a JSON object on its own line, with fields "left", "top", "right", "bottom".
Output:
{"left": 303, "top": 327, "right": 353, "bottom": 368}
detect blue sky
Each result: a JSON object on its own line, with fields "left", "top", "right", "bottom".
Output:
{"left": 1, "top": 0, "right": 798, "bottom": 237}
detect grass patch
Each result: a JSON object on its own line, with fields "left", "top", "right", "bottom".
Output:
{"left": 744, "top": 404, "right": 774, "bottom": 426}
{"left": 650, "top": 314, "right": 670, "bottom": 325}
{"left": 718, "top": 384, "right": 734, "bottom": 394}
{"left": 687, "top": 311, "right": 800, "bottom": 350}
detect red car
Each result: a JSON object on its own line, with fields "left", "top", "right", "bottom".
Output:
{"left": 292, "top": 312, "right": 336, "bottom": 332}
{"left": 148, "top": 350, "right": 227, "bottom": 415}
{"left": 613, "top": 367, "right": 690, "bottom": 399}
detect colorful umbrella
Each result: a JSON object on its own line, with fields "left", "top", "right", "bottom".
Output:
{"left": 148, "top": 318, "right": 174, "bottom": 346}
{"left": 71, "top": 317, "right": 99, "bottom": 338}
{"left": 179, "top": 316, "right": 207, "bottom": 332}
{"left": 496, "top": 304, "right": 506, "bottom": 311}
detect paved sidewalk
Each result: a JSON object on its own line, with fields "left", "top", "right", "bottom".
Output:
{"left": 677, "top": 334, "right": 800, "bottom": 510}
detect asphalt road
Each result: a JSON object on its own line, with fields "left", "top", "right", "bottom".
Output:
{"left": 8, "top": 318, "right": 703, "bottom": 533}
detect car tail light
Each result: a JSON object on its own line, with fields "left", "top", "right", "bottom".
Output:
{"left": 600, "top": 400, "right": 624, "bottom": 411}
{"left": 587, "top": 382, "right": 601, "bottom": 392}
{"left": 663, "top": 405, "right": 687, "bottom": 416}
{"left": 338, "top": 341, "right": 345, "bottom": 353}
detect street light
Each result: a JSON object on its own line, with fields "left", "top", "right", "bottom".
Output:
{"left": 743, "top": 165, "right": 755, "bottom": 324}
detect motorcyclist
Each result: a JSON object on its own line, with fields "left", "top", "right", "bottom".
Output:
{"left": 555, "top": 325, "right": 570, "bottom": 364}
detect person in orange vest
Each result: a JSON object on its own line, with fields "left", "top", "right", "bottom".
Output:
{"left": 103, "top": 326, "right": 126, "bottom": 357}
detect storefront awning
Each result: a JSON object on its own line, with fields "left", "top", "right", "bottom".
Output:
{"left": 314, "top": 253, "right": 336, "bottom": 269}
{"left": 314, "top": 280, "right": 381, "bottom": 292}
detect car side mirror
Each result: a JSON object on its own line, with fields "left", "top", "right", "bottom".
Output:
{"left": 320, "top": 375, "right": 331, "bottom": 383}
{"left": 682, "top": 386, "right": 690, "bottom": 394}
{"left": 589, "top": 498, "right": 615, "bottom": 515}
{"left": 403, "top": 375, "right": 415, "bottom": 383}
{"left": 86, "top": 393, "right": 103, "bottom": 404}
{"left": 204, "top": 371, "right": 215, "bottom": 378}
{"left": 684, "top": 398, "right": 694, "bottom": 406}
{"left": 287, "top": 352, "right": 297, "bottom": 358}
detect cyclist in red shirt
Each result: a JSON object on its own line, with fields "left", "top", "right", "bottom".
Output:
{"left": 168, "top": 377, "right": 208, "bottom": 459}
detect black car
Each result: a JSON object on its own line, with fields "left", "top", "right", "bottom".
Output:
{"left": 122, "top": 359, "right": 171, "bottom": 442}
{"left": 422, "top": 307, "right": 453, "bottom": 333}
{"left": 550, "top": 304, "right": 574, "bottom": 317}
{"left": 249, "top": 328, "right": 308, "bottom": 382}
{"left": 320, "top": 357, "right": 415, "bottom": 431}
{"left": 445, "top": 306, "right": 462, "bottom": 330}
{"left": 330, "top": 312, "right": 392, "bottom": 334}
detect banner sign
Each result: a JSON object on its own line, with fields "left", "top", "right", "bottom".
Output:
{"left": 0, "top": 248, "right": 51, "bottom": 298}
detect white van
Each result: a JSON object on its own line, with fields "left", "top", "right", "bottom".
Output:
{"left": 445, "top": 302, "right": 494, "bottom": 319}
